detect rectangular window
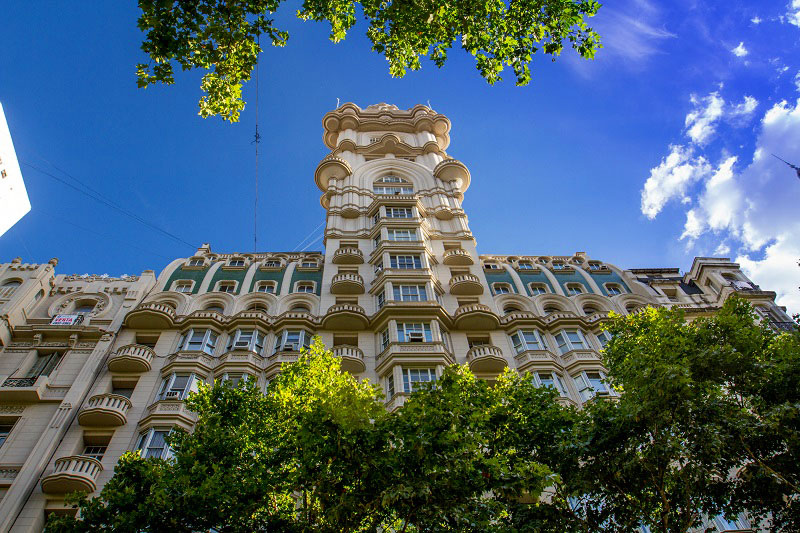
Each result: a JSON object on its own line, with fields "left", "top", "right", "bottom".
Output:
{"left": 275, "top": 330, "right": 312, "bottom": 352}
{"left": 402, "top": 368, "right": 436, "bottom": 393}
{"left": 218, "top": 282, "right": 236, "bottom": 293}
{"left": 376, "top": 291, "right": 386, "bottom": 309}
{"left": 396, "top": 322, "right": 433, "bottom": 343}
{"left": 567, "top": 284, "right": 584, "bottom": 295}
{"left": 159, "top": 374, "right": 196, "bottom": 400}
{"left": 374, "top": 185, "right": 413, "bottom": 195}
{"left": 387, "top": 229, "right": 416, "bottom": 241}
{"left": 554, "top": 329, "right": 587, "bottom": 354}
{"left": 229, "top": 259, "right": 245, "bottom": 267}
{"left": 264, "top": 261, "right": 280, "bottom": 268}
{"left": 137, "top": 429, "right": 171, "bottom": 459}
{"left": 386, "top": 207, "right": 413, "bottom": 218}
{"left": 572, "top": 371, "right": 608, "bottom": 402}
{"left": 510, "top": 330, "right": 545, "bottom": 353}
{"left": 372, "top": 212, "right": 380, "bottom": 225}
{"left": 256, "top": 282, "right": 275, "bottom": 293}
{"left": 386, "top": 374, "right": 395, "bottom": 397}
{"left": 390, "top": 255, "right": 422, "bottom": 269}
{"left": 181, "top": 329, "right": 218, "bottom": 355}
{"left": 597, "top": 331, "right": 612, "bottom": 348}
{"left": 188, "top": 259, "right": 204, "bottom": 266}
{"left": 25, "top": 352, "right": 63, "bottom": 378}
{"left": 380, "top": 328, "right": 390, "bottom": 351}
{"left": 518, "top": 262, "right": 534, "bottom": 270}
{"left": 529, "top": 284, "right": 548, "bottom": 295}
{"left": 175, "top": 282, "right": 192, "bottom": 293}
{"left": 533, "top": 372, "right": 567, "bottom": 396}
{"left": 373, "top": 235, "right": 381, "bottom": 249}
{"left": 0, "top": 424, "right": 14, "bottom": 448}
{"left": 301, "top": 262, "right": 317, "bottom": 268}
{"left": 374, "top": 261, "right": 384, "bottom": 274}
{"left": 82, "top": 445, "right": 107, "bottom": 460}
{"left": 227, "top": 329, "right": 265, "bottom": 353}
{"left": 393, "top": 284, "right": 427, "bottom": 302}
{"left": 493, "top": 284, "right": 511, "bottom": 295}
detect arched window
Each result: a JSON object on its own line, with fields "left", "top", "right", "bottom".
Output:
{"left": 492, "top": 283, "right": 512, "bottom": 295}
{"left": 373, "top": 176, "right": 413, "bottom": 195}
{"left": 565, "top": 283, "right": 584, "bottom": 296}
{"left": 529, "top": 283, "right": 548, "bottom": 296}
{"left": 503, "top": 306, "right": 521, "bottom": 315}
{"left": 583, "top": 305, "right": 599, "bottom": 315}
{"left": 605, "top": 284, "right": 623, "bottom": 296}
{"left": 543, "top": 304, "right": 562, "bottom": 314}
{"left": 248, "top": 303, "right": 268, "bottom": 312}
{"left": 205, "top": 304, "right": 224, "bottom": 313}
{"left": 290, "top": 304, "right": 311, "bottom": 313}
{"left": 1, "top": 279, "right": 22, "bottom": 297}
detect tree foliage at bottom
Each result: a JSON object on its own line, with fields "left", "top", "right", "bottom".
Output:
{"left": 46, "top": 298, "right": 800, "bottom": 532}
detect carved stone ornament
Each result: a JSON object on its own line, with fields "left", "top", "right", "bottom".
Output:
{"left": 0, "top": 405, "right": 26, "bottom": 414}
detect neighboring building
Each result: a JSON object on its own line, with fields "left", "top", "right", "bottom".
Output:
{"left": 0, "top": 103, "right": 791, "bottom": 531}
{"left": 0, "top": 102, "right": 32, "bottom": 237}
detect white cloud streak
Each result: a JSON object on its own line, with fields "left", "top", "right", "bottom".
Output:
{"left": 788, "top": 0, "right": 800, "bottom": 27}
{"left": 641, "top": 145, "right": 711, "bottom": 219}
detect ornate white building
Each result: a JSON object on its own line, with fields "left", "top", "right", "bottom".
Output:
{"left": 0, "top": 103, "right": 791, "bottom": 531}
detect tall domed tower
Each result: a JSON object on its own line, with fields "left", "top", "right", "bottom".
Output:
{"left": 315, "top": 103, "right": 495, "bottom": 399}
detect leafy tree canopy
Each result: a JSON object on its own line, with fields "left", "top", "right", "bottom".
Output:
{"left": 136, "top": 0, "right": 602, "bottom": 121}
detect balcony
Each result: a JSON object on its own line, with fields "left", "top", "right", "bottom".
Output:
{"left": 217, "top": 350, "right": 264, "bottom": 373}
{"left": 514, "top": 350, "right": 561, "bottom": 373}
{"left": 125, "top": 302, "right": 176, "bottom": 329}
{"left": 78, "top": 393, "right": 131, "bottom": 427}
{"left": 443, "top": 248, "right": 473, "bottom": 266}
{"left": 560, "top": 350, "right": 601, "bottom": 370}
{"left": 449, "top": 274, "right": 484, "bottom": 296}
{"left": 466, "top": 345, "right": 508, "bottom": 374}
{"left": 330, "top": 273, "right": 365, "bottom": 294}
{"left": 375, "top": 341, "right": 454, "bottom": 375}
{"left": 107, "top": 344, "right": 155, "bottom": 373}
{"left": 332, "top": 345, "right": 366, "bottom": 374}
{"left": 332, "top": 247, "right": 364, "bottom": 264}
{"left": 265, "top": 349, "right": 302, "bottom": 376}
{"left": 139, "top": 399, "right": 197, "bottom": 430}
{"left": 322, "top": 303, "right": 369, "bottom": 330}
{"left": 0, "top": 375, "right": 49, "bottom": 401}
{"left": 453, "top": 303, "right": 499, "bottom": 330}
{"left": 41, "top": 456, "right": 102, "bottom": 494}
{"left": 162, "top": 351, "right": 215, "bottom": 376}
{"left": 770, "top": 321, "right": 796, "bottom": 332}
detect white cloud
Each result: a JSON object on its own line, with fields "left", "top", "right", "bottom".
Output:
{"left": 788, "top": 0, "right": 800, "bottom": 27}
{"left": 730, "top": 95, "right": 758, "bottom": 118}
{"left": 592, "top": 0, "right": 676, "bottom": 64}
{"left": 751, "top": 16, "right": 762, "bottom": 24}
{"left": 738, "top": 237, "right": 800, "bottom": 313}
{"left": 795, "top": 71, "right": 800, "bottom": 92}
{"left": 731, "top": 42, "right": 749, "bottom": 57}
{"left": 641, "top": 145, "right": 711, "bottom": 219}
{"left": 645, "top": 98, "right": 800, "bottom": 312}
{"left": 685, "top": 92, "right": 725, "bottom": 144}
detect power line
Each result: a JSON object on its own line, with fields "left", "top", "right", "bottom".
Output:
{"left": 253, "top": 34, "right": 261, "bottom": 253}
{"left": 292, "top": 221, "right": 325, "bottom": 251}
{"left": 300, "top": 232, "right": 324, "bottom": 252}
{"left": 22, "top": 162, "right": 196, "bottom": 249}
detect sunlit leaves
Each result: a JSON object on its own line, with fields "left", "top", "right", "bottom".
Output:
{"left": 137, "top": 0, "right": 601, "bottom": 121}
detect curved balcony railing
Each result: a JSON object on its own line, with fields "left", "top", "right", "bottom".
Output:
{"left": 454, "top": 303, "right": 493, "bottom": 317}
{"left": 332, "top": 345, "right": 366, "bottom": 373}
{"left": 466, "top": 345, "right": 507, "bottom": 373}
{"left": 332, "top": 247, "right": 364, "bottom": 264}
{"left": 125, "top": 301, "right": 177, "bottom": 328}
{"left": 78, "top": 393, "right": 132, "bottom": 427}
{"left": 443, "top": 248, "right": 473, "bottom": 265}
{"left": 330, "top": 273, "right": 365, "bottom": 294}
{"left": 108, "top": 343, "right": 155, "bottom": 373}
{"left": 449, "top": 273, "right": 483, "bottom": 296}
{"left": 41, "top": 456, "right": 102, "bottom": 494}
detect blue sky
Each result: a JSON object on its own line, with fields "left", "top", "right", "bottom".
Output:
{"left": 1, "top": 1, "right": 799, "bottom": 311}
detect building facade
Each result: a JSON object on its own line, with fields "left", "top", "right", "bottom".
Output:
{"left": 0, "top": 103, "right": 792, "bottom": 531}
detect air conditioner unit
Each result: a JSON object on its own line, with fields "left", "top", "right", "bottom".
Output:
{"left": 164, "top": 391, "right": 181, "bottom": 400}
{"left": 285, "top": 343, "right": 299, "bottom": 352}
{"left": 234, "top": 341, "right": 250, "bottom": 349}
{"left": 407, "top": 331, "right": 424, "bottom": 342}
